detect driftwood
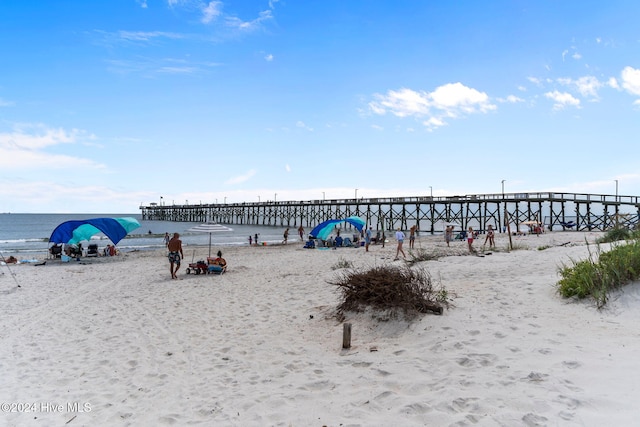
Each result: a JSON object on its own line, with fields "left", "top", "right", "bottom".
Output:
{"left": 331, "top": 265, "right": 447, "bottom": 320}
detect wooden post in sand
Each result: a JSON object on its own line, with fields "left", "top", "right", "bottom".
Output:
{"left": 505, "top": 211, "right": 513, "bottom": 250}
{"left": 342, "top": 323, "right": 352, "bottom": 349}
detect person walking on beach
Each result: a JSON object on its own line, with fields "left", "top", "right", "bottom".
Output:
{"left": 365, "top": 226, "right": 372, "bottom": 252}
{"left": 409, "top": 225, "right": 417, "bottom": 249}
{"left": 167, "top": 233, "right": 184, "bottom": 279}
{"left": 467, "top": 227, "right": 475, "bottom": 253}
{"left": 283, "top": 228, "right": 289, "bottom": 244}
{"left": 484, "top": 225, "right": 495, "bottom": 249}
{"left": 445, "top": 225, "right": 453, "bottom": 247}
{"left": 298, "top": 225, "right": 304, "bottom": 241}
{"left": 163, "top": 232, "right": 170, "bottom": 246}
{"left": 248, "top": 235, "right": 253, "bottom": 246}
{"left": 394, "top": 228, "right": 406, "bottom": 260}
{"left": 254, "top": 233, "right": 259, "bottom": 245}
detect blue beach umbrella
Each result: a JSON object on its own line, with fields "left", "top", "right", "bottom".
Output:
{"left": 309, "top": 216, "right": 366, "bottom": 240}
{"left": 49, "top": 217, "right": 141, "bottom": 246}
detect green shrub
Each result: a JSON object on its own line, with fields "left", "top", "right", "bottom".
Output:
{"left": 597, "top": 227, "right": 631, "bottom": 243}
{"left": 557, "top": 239, "right": 640, "bottom": 308}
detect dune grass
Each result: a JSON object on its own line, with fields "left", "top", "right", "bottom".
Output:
{"left": 557, "top": 228, "right": 640, "bottom": 309}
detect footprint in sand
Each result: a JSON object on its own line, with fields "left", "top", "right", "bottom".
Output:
{"left": 522, "top": 412, "right": 548, "bottom": 426}
{"left": 562, "top": 360, "right": 582, "bottom": 369}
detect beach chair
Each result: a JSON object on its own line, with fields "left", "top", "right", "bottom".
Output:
{"left": 208, "top": 264, "right": 226, "bottom": 275}
{"left": 454, "top": 231, "right": 466, "bottom": 240}
{"left": 87, "top": 244, "right": 99, "bottom": 257}
{"left": 49, "top": 244, "right": 62, "bottom": 259}
{"left": 560, "top": 221, "right": 576, "bottom": 229}
{"left": 303, "top": 240, "right": 315, "bottom": 249}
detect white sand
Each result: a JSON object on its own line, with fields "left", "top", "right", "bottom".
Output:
{"left": 1, "top": 231, "right": 640, "bottom": 426}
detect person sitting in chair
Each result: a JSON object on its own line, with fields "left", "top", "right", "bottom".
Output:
{"left": 49, "top": 244, "right": 62, "bottom": 258}
{"left": 209, "top": 250, "right": 227, "bottom": 268}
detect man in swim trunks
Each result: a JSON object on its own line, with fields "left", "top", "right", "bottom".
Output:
{"left": 167, "top": 233, "right": 184, "bottom": 279}
{"left": 409, "top": 225, "right": 417, "bottom": 249}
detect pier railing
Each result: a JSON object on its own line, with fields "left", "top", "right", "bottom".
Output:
{"left": 140, "top": 192, "right": 640, "bottom": 233}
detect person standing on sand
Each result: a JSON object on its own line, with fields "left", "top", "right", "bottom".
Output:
{"left": 283, "top": 228, "right": 289, "bottom": 244}
{"left": 298, "top": 225, "right": 304, "bottom": 241}
{"left": 445, "top": 225, "right": 453, "bottom": 247}
{"left": 394, "top": 228, "right": 406, "bottom": 260}
{"left": 167, "top": 233, "right": 184, "bottom": 279}
{"left": 409, "top": 225, "right": 417, "bottom": 249}
{"left": 467, "top": 227, "right": 475, "bottom": 252}
{"left": 254, "top": 233, "right": 259, "bottom": 245}
{"left": 484, "top": 225, "right": 495, "bottom": 249}
{"left": 163, "top": 232, "right": 170, "bottom": 246}
{"left": 365, "top": 226, "right": 372, "bottom": 252}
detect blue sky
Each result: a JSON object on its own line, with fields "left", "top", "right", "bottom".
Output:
{"left": 1, "top": 1, "right": 639, "bottom": 213}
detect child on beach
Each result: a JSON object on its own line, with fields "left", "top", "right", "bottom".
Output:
{"left": 467, "top": 227, "right": 475, "bottom": 252}
{"left": 484, "top": 225, "right": 495, "bottom": 249}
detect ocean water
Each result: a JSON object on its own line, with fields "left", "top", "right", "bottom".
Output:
{"left": 0, "top": 213, "right": 302, "bottom": 256}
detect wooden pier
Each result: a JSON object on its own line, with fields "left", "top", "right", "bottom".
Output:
{"left": 140, "top": 192, "right": 640, "bottom": 233}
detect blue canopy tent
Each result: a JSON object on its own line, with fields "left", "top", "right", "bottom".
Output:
{"left": 49, "top": 217, "right": 141, "bottom": 246}
{"left": 309, "top": 216, "right": 366, "bottom": 240}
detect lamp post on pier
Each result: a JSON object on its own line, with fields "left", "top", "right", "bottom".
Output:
{"left": 615, "top": 179, "right": 619, "bottom": 228}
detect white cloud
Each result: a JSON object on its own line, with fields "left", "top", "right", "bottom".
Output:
{"left": 608, "top": 77, "right": 619, "bottom": 89}
{"left": 117, "top": 30, "right": 184, "bottom": 42}
{"left": 224, "top": 169, "right": 257, "bottom": 185}
{"left": 226, "top": 9, "right": 273, "bottom": 31}
{"left": 296, "top": 121, "right": 313, "bottom": 132}
{"left": 527, "top": 77, "right": 542, "bottom": 86}
{"left": 201, "top": 1, "right": 222, "bottom": 24}
{"left": 544, "top": 91, "right": 581, "bottom": 110}
{"left": 557, "top": 76, "right": 602, "bottom": 98}
{"left": 621, "top": 66, "right": 640, "bottom": 96}
{"left": 504, "top": 95, "right": 524, "bottom": 103}
{"left": 285, "top": 164, "right": 291, "bottom": 172}
{"left": 1, "top": 125, "right": 81, "bottom": 149}
{"left": 0, "top": 180, "right": 153, "bottom": 213}
{"left": 0, "top": 97, "right": 14, "bottom": 107}
{"left": 265, "top": 53, "right": 274, "bottom": 61}
{"left": 0, "top": 125, "right": 105, "bottom": 171}
{"left": 369, "top": 82, "right": 495, "bottom": 130}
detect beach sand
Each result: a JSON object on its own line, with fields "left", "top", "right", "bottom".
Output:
{"left": 1, "top": 231, "right": 639, "bottom": 426}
